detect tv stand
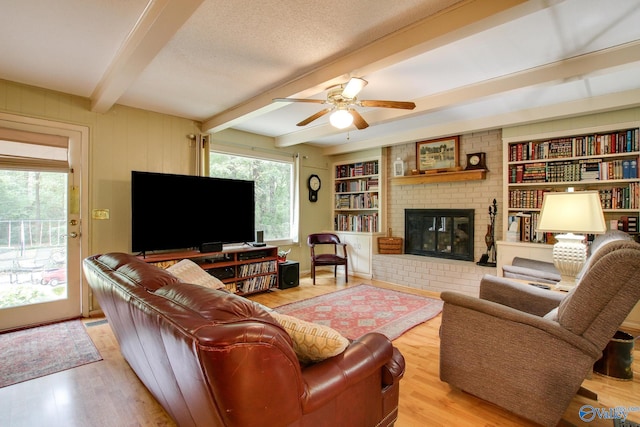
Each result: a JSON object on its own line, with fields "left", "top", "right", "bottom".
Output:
{"left": 138, "top": 245, "right": 278, "bottom": 296}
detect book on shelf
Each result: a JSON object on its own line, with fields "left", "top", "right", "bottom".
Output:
{"left": 335, "top": 212, "right": 379, "bottom": 232}
{"left": 617, "top": 215, "right": 638, "bottom": 233}
{"left": 622, "top": 158, "right": 638, "bottom": 179}
{"left": 510, "top": 128, "right": 639, "bottom": 161}
{"left": 509, "top": 189, "right": 547, "bottom": 209}
{"left": 579, "top": 159, "right": 601, "bottom": 181}
{"left": 335, "top": 160, "right": 379, "bottom": 178}
{"left": 507, "top": 212, "right": 545, "bottom": 243}
{"left": 598, "top": 183, "right": 639, "bottom": 210}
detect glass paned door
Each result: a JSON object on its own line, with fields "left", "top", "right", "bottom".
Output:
{"left": 0, "top": 120, "right": 83, "bottom": 332}
{"left": 0, "top": 171, "right": 69, "bottom": 310}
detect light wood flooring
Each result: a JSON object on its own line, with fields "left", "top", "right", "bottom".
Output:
{"left": 1, "top": 272, "right": 638, "bottom": 427}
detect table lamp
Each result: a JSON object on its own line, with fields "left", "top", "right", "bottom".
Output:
{"left": 536, "top": 190, "right": 606, "bottom": 291}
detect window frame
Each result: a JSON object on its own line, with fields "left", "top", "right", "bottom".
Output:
{"left": 208, "top": 146, "right": 299, "bottom": 245}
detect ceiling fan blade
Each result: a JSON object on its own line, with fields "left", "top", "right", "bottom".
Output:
{"left": 350, "top": 110, "right": 369, "bottom": 130}
{"left": 342, "top": 77, "right": 368, "bottom": 98}
{"left": 297, "top": 108, "right": 331, "bottom": 126}
{"left": 273, "top": 98, "right": 325, "bottom": 104}
{"left": 360, "top": 100, "right": 416, "bottom": 110}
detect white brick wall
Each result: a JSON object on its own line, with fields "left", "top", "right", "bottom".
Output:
{"left": 375, "top": 130, "right": 503, "bottom": 296}
{"left": 372, "top": 254, "right": 496, "bottom": 296}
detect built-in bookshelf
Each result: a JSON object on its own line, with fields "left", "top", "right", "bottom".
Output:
{"left": 332, "top": 157, "right": 384, "bottom": 279}
{"left": 503, "top": 125, "right": 640, "bottom": 244}
{"left": 333, "top": 159, "right": 382, "bottom": 233}
{"left": 139, "top": 245, "right": 279, "bottom": 296}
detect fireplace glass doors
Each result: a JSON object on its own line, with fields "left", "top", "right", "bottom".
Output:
{"left": 405, "top": 209, "right": 474, "bottom": 261}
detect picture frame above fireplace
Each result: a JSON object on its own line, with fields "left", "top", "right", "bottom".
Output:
{"left": 416, "top": 136, "right": 459, "bottom": 173}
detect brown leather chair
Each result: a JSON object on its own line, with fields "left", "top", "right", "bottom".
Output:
{"left": 307, "top": 233, "right": 348, "bottom": 285}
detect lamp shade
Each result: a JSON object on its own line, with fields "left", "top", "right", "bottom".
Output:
{"left": 329, "top": 109, "right": 353, "bottom": 129}
{"left": 536, "top": 191, "right": 606, "bottom": 234}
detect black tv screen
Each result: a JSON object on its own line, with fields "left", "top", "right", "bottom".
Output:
{"left": 131, "top": 171, "right": 255, "bottom": 253}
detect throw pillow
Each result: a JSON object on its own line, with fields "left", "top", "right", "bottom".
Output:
{"left": 270, "top": 311, "right": 349, "bottom": 364}
{"left": 166, "top": 259, "right": 225, "bottom": 290}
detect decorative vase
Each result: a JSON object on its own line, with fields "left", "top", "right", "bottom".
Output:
{"left": 485, "top": 224, "right": 494, "bottom": 252}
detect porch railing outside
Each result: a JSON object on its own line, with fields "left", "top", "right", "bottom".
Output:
{"left": 0, "top": 220, "right": 67, "bottom": 308}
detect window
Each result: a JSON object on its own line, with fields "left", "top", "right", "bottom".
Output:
{"left": 209, "top": 150, "right": 298, "bottom": 243}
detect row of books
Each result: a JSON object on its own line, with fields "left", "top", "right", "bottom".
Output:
{"left": 614, "top": 216, "right": 638, "bottom": 233}
{"left": 335, "top": 161, "right": 379, "bottom": 178}
{"left": 508, "top": 189, "right": 546, "bottom": 209}
{"left": 509, "top": 183, "right": 639, "bottom": 211}
{"left": 508, "top": 128, "right": 639, "bottom": 161}
{"left": 509, "top": 158, "right": 639, "bottom": 183}
{"left": 335, "top": 213, "right": 379, "bottom": 232}
{"left": 599, "top": 184, "right": 640, "bottom": 210}
{"left": 238, "top": 260, "right": 277, "bottom": 278}
{"left": 237, "top": 274, "right": 277, "bottom": 294}
{"left": 335, "top": 193, "right": 379, "bottom": 209}
{"left": 334, "top": 178, "right": 378, "bottom": 192}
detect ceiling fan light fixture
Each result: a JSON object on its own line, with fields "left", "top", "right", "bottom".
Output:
{"left": 329, "top": 109, "right": 353, "bottom": 129}
{"left": 341, "top": 77, "right": 368, "bottom": 99}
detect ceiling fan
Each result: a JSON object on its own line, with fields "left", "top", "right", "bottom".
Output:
{"left": 273, "top": 77, "right": 416, "bottom": 130}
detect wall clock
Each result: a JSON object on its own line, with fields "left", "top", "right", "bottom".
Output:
{"left": 308, "top": 174, "right": 321, "bottom": 202}
{"left": 465, "top": 152, "right": 487, "bottom": 170}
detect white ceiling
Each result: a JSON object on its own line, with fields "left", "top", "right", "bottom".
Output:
{"left": 1, "top": 0, "right": 639, "bottom": 155}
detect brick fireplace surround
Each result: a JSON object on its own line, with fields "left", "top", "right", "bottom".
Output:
{"left": 372, "top": 130, "right": 502, "bottom": 297}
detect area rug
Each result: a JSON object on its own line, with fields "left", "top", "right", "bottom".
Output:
{"left": 275, "top": 284, "right": 443, "bottom": 340}
{"left": 0, "top": 319, "right": 102, "bottom": 388}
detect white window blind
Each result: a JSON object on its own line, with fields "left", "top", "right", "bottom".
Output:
{"left": 0, "top": 127, "right": 69, "bottom": 172}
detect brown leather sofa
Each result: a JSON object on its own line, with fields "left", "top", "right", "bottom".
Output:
{"left": 83, "top": 253, "right": 405, "bottom": 427}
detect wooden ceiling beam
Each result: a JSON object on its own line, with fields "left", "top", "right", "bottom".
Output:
{"left": 90, "top": 0, "right": 204, "bottom": 113}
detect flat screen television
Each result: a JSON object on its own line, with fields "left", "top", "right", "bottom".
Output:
{"left": 131, "top": 171, "right": 255, "bottom": 254}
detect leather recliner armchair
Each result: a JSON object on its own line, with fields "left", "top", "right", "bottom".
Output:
{"left": 439, "top": 238, "right": 640, "bottom": 427}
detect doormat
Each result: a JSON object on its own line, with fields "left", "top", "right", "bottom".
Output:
{"left": 0, "top": 319, "right": 102, "bottom": 388}
{"left": 274, "top": 284, "right": 443, "bottom": 340}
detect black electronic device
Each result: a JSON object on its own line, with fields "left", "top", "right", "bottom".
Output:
{"left": 238, "top": 249, "right": 269, "bottom": 261}
{"left": 208, "top": 266, "right": 235, "bottom": 280}
{"left": 131, "top": 171, "right": 255, "bottom": 253}
{"left": 278, "top": 261, "right": 299, "bottom": 289}
{"left": 252, "top": 230, "right": 266, "bottom": 247}
{"left": 200, "top": 242, "right": 223, "bottom": 253}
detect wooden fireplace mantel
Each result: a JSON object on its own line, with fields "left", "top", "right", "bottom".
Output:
{"left": 390, "top": 169, "right": 486, "bottom": 186}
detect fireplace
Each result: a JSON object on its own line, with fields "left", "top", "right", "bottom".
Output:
{"left": 405, "top": 209, "right": 475, "bottom": 261}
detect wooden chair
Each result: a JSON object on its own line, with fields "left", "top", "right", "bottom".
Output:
{"left": 307, "top": 233, "right": 348, "bottom": 285}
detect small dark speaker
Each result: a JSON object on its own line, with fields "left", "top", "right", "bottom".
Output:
{"left": 278, "top": 261, "right": 299, "bottom": 289}
{"left": 200, "top": 242, "right": 222, "bottom": 253}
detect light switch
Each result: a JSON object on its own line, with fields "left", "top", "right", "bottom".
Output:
{"left": 92, "top": 209, "right": 110, "bottom": 220}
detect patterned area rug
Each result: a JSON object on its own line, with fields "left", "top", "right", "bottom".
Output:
{"left": 0, "top": 319, "right": 102, "bottom": 388}
{"left": 275, "top": 284, "right": 443, "bottom": 340}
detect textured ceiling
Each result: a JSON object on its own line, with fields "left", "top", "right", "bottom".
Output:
{"left": 1, "top": 0, "right": 639, "bottom": 154}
